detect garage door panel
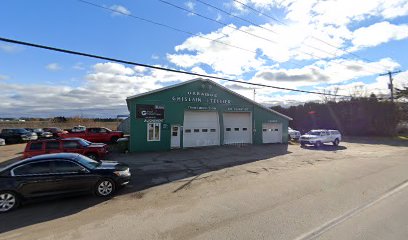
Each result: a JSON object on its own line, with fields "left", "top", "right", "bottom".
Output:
{"left": 262, "top": 123, "right": 282, "bottom": 143}
{"left": 223, "top": 112, "right": 252, "bottom": 144}
{"left": 183, "top": 111, "right": 220, "bottom": 148}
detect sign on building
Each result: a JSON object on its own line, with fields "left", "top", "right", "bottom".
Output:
{"left": 136, "top": 104, "right": 165, "bottom": 119}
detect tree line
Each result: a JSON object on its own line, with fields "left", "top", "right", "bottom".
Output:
{"left": 272, "top": 94, "right": 406, "bottom": 136}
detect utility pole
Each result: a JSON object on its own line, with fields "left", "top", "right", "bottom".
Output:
{"left": 253, "top": 88, "right": 256, "bottom": 101}
{"left": 379, "top": 70, "right": 401, "bottom": 102}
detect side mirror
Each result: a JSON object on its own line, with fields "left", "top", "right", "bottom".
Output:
{"left": 78, "top": 167, "right": 89, "bottom": 173}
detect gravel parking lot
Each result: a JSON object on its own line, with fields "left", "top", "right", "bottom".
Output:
{"left": 1, "top": 137, "right": 407, "bottom": 239}
{"left": 1, "top": 137, "right": 407, "bottom": 191}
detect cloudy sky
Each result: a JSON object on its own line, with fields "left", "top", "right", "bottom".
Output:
{"left": 0, "top": 0, "right": 407, "bottom": 117}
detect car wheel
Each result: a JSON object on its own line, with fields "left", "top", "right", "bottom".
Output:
{"left": 333, "top": 138, "right": 340, "bottom": 146}
{"left": 0, "top": 191, "right": 19, "bottom": 213}
{"left": 300, "top": 142, "right": 305, "bottom": 147}
{"left": 95, "top": 179, "right": 116, "bottom": 197}
{"left": 110, "top": 136, "right": 119, "bottom": 144}
{"left": 86, "top": 153, "right": 98, "bottom": 161}
{"left": 314, "top": 141, "right": 322, "bottom": 148}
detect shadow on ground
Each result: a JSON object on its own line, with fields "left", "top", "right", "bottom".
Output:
{"left": 343, "top": 136, "right": 408, "bottom": 147}
{"left": 300, "top": 145, "right": 347, "bottom": 151}
{"left": 0, "top": 144, "right": 290, "bottom": 234}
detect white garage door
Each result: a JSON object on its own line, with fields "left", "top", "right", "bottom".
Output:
{"left": 223, "top": 112, "right": 252, "bottom": 144}
{"left": 183, "top": 111, "right": 220, "bottom": 148}
{"left": 262, "top": 123, "right": 282, "bottom": 143}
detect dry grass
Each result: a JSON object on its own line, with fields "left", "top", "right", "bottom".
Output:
{"left": 397, "top": 136, "right": 408, "bottom": 140}
{"left": 0, "top": 120, "right": 121, "bottom": 131}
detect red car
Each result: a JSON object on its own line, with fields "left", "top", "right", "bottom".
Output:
{"left": 42, "top": 127, "right": 68, "bottom": 137}
{"left": 59, "top": 127, "right": 124, "bottom": 143}
{"left": 23, "top": 138, "right": 109, "bottom": 160}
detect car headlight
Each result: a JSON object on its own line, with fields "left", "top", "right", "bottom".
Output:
{"left": 114, "top": 169, "right": 131, "bottom": 177}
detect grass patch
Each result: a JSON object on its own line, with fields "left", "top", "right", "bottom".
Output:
{"left": 397, "top": 136, "right": 408, "bottom": 140}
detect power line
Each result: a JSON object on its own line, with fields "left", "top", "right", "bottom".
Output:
{"left": 159, "top": 0, "right": 379, "bottom": 75}
{"left": 231, "top": 0, "right": 389, "bottom": 72}
{"left": 158, "top": 0, "right": 279, "bottom": 44}
{"left": 78, "top": 0, "right": 305, "bottom": 69}
{"left": 77, "top": 0, "right": 255, "bottom": 54}
{"left": 0, "top": 36, "right": 353, "bottom": 98}
{"left": 195, "top": 0, "right": 340, "bottom": 59}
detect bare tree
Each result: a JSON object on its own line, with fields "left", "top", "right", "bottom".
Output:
{"left": 321, "top": 87, "right": 340, "bottom": 103}
{"left": 348, "top": 85, "right": 367, "bottom": 99}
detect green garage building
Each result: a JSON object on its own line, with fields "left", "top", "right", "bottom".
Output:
{"left": 126, "top": 78, "right": 292, "bottom": 152}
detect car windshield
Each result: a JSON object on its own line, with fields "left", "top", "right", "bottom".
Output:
{"left": 77, "top": 138, "right": 91, "bottom": 147}
{"left": 307, "top": 131, "right": 322, "bottom": 136}
{"left": 16, "top": 129, "right": 29, "bottom": 134}
{"left": 75, "top": 154, "right": 100, "bottom": 169}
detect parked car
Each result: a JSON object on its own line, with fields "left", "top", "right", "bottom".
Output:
{"left": 300, "top": 129, "right": 342, "bottom": 147}
{"left": 23, "top": 138, "right": 109, "bottom": 160}
{"left": 42, "top": 127, "right": 68, "bottom": 137}
{"left": 59, "top": 127, "right": 124, "bottom": 143}
{"left": 0, "top": 138, "right": 5, "bottom": 146}
{"left": 25, "top": 128, "right": 53, "bottom": 139}
{"left": 71, "top": 125, "right": 86, "bottom": 133}
{"left": 0, "top": 153, "right": 131, "bottom": 213}
{"left": 0, "top": 128, "right": 37, "bottom": 144}
{"left": 288, "top": 127, "right": 301, "bottom": 140}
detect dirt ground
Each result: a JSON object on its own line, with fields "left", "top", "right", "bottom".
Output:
{"left": 0, "top": 137, "right": 407, "bottom": 240}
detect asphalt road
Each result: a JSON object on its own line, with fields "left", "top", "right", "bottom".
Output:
{"left": 0, "top": 138, "right": 408, "bottom": 240}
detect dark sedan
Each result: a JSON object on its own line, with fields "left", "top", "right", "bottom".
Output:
{"left": 0, "top": 153, "right": 131, "bottom": 213}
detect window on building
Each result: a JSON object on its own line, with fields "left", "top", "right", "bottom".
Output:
{"left": 202, "top": 129, "right": 208, "bottom": 132}
{"left": 194, "top": 129, "right": 199, "bottom": 133}
{"left": 275, "top": 129, "right": 279, "bottom": 131}
{"left": 185, "top": 129, "right": 191, "bottom": 133}
{"left": 147, "top": 123, "right": 161, "bottom": 141}
{"left": 234, "top": 128, "right": 239, "bottom": 131}
{"left": 263, "top": 129, "right": 267, "bottom": 132}
{"left": 210, "top": 129, "right": 216, "bottom": 132}
{"left": 226, "top": 128, "right": 231, "bottom": 131}
{"left": 242, "top": 128, "right": 248, "bottom": 131}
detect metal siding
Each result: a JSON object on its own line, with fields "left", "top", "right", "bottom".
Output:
{"left": 128, "top": 80, "right": 290, "bottom": 152}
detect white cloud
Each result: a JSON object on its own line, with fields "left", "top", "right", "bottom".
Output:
{"left": 215, "top": 12, "right": 222, "bottom": 21}
{"left": 185, "top": 1, "right": 195, "bottom": 10}
{"left": 73, "top": 62, "right": 85, "bottom": 70}
{"left": 93, "top": 62, "right": 134, "bottom": 75}
{"left": 46, "top": 63, "right": 62, "bottom": 71}
{"left": 0, "top": 62, "right": 202, "bottom": 117}
{"left": 0, "top": 44, "right": 22, "bottom": 53}
{"left": 0, "top": 75, "right": 9, "bottom": 80}
{"left": 110, "top": 5, "right": 131, "bottom": 16}
{"left": 185, "top": 1, "right": 196, "bottom": 16}
{"left": 351, "top": 22, "right": 408, "bottom": 51}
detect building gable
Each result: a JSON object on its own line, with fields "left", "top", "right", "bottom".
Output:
{"left": 126, "top": 78, "right": 292, "bottom": 120}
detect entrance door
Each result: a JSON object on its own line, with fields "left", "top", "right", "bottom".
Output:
{"left": 183, "top": 111, "right": 220, "bottom": 148}
{"left": 262, "top": 123, "right": 282, "bottom": 143}
{"left": 170, "top": 125, "right": 181, "bottom": 148}
{"left": 223, "top": 112, "right": 252, "bottom": 144}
